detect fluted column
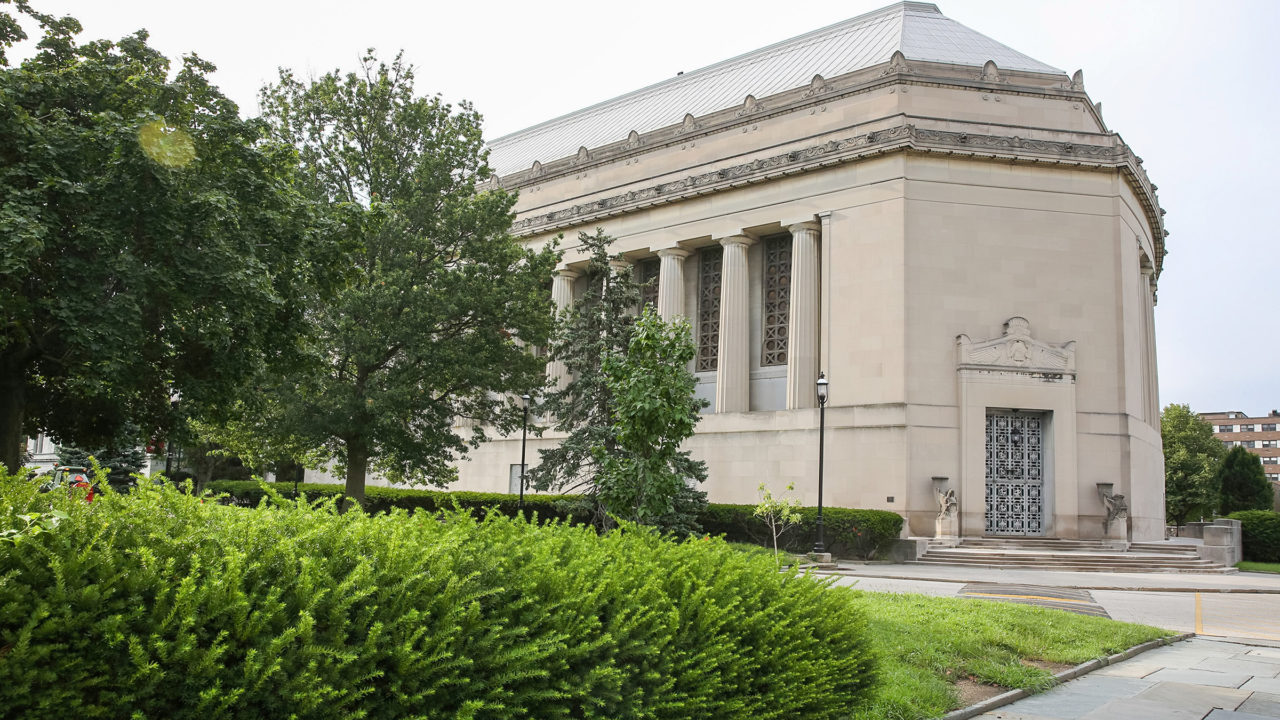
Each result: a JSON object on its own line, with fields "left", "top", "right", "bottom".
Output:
{"left": 1141, "top": 266, "right": 1159, "bottom": 425}
{"left": 786, "top": 222, "right": 821, "bottom": 409}
{"left": 547, "top": 268, "right": 579, "bottom": 389}
{"left": 715, "top": 235, "right": 755, "bottom": 413}
{"left": 656, "top": 248, "right": 690, "bottom": 321}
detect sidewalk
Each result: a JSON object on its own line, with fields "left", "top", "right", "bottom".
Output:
{"left": 820, "top": 562, "right": 1280, "bottom": 718}
{"left": 823, "top": 562, "right": 1280, "bottom": 593}
{"left": 970, "top": 637, "right": 1280, "bottom": 720}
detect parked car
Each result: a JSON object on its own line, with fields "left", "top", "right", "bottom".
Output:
{"left": 37, "top": 466, "right": 99, "bottom": 502}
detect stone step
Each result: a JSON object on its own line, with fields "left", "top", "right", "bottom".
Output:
{"left": 907, "top": 559, "right": 1236, "bottom": 574}
{"left": 915, "top": 557, "right": 1217, "bottom": 569}
{"left": 953, "top": 539, "right": 1122, "bottom": 549}
{"left": 910, "top": 536, "right": 1233, "bottom": 573}
{"left": 922, "top": 549, "right": 1210, "bottom": 560}
{"left": 1128, "top": 542, "right": 1200, "bottom": 555}
{"left": 928, "top": 549, "right": 1207, "bottom": 560}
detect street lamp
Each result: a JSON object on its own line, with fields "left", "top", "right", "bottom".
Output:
{"left": 814, "top": 371, "right": 829, "bottom": 555}
{"left": 518, "top": 393, "right": 531, "bottom": 513}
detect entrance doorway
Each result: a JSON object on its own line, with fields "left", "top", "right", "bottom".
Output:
{"left": 984, "top": 411, "right": 1047, "bottom": 536}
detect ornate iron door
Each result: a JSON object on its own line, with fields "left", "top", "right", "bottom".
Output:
{"left": 984, "top": 412, "right": 1046, "bottom": 536}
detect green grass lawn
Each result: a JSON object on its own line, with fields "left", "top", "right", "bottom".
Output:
{"left": 849, "top": 591, "right": 1172, "bottom": 719}
{"left": 1237, "top": 561, "right": 1280, "bottom": 574}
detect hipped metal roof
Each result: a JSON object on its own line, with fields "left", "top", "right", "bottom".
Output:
{"left": 487, "top": 2, "right": 1064, "bottom": 176}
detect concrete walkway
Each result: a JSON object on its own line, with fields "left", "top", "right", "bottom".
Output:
{"left": 974, "top": 637, "right": 1280, "bottom": 720}
{"left": 819, "top": 563, "right": 1280, "bottom": 719}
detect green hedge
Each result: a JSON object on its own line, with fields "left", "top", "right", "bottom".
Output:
{"left": 207, "top": 480, "right": 585, "bottom": 524}
{"left": 2, "top": 474, "right": 876, "bottom": 719}
{"left": 1228, "top": 510, "right": 1280, "bottom": 562}
{"left": 206, "top": 481, "right": 904, "bottom": 559}
{"left": 699, "top": 503, "right": 903, "bottom": 559}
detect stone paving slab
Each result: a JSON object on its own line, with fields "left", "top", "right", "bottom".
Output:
{"left": 1077, "top": 697, "right": 1207, "bottom": 720}
{"left": 1204, "top": 709, "right": 1278, "bottom": 720}
{"left": 972, "top": 638, "right": 1280, "bottom": 720}
{"left": 1143, "top": 667, "right": 1252, "bottom": 688}
{"left": 1197, "top": 657, "right": 1280, "bottom": 677}
{"left": 1238, "top": 691, "right": 1280, "bottom": 717}
{"left": 976, "top": 676, "right": 1154, "bottom": 719}
{"left": 1090, "top": 661, "right": 1163, "bottom": 678}
{"left": 1132, "top": 680, "right": 1250, "bottom": 712}
{"left": 1243, "top": 678, "right": 1280, "bottom": 694}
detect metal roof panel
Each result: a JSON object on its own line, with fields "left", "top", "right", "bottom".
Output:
{"left": 488, "top": 2, "right": 1063, "bottom": 175}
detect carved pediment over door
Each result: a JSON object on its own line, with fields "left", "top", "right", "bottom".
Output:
{"left": 956, "top": 316, "right": 1076, "bottom": 379}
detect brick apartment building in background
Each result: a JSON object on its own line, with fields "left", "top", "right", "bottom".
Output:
{"left": 1200, "top": 411, "right": 1280, "bottom": 492}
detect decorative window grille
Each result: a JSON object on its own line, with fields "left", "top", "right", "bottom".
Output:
{"left": 638, "top": 258, "right": 660, "bottom": 310}
{"left": 697, "top": 247, "right": 723, "bottom": 372}
{"left": 761, "top": 235, "right": 791, "bottom": 366}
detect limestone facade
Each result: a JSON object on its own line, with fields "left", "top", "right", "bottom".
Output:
{"left": 453, "top": 2, "right": 1168, "bottom": 540}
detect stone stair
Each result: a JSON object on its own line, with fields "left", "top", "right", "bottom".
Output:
{"left": 909, "top": 538, "right": 1234, "bottom": 573}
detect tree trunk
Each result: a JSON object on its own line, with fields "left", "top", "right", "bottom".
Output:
{"left": 344, "top": 440, "right": 368, "bottom": 511}
{"left": 0, "top": 355, "right": 27, "bottom": 475}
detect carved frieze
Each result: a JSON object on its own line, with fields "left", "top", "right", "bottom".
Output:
{"left": 956, "top": 317, "right": 1076, "bottom": 379}
{"left": 510, "top": 124, "right": 1154, "bottom": 241}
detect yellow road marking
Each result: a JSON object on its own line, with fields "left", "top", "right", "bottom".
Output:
{"left": 1195, "top": 592, "right": 1203, "bottom": 634}
{"left": 964, "top": 592, "right": 1091, "bottom": 605}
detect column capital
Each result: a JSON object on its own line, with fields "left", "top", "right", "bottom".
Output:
{"left": 608, "top": 257, "right": 632, "bottom": 271}
{"left": 788, "top": 221, "right": 821, "bottom": 235}
{"left": 656, "top": 247, "right": 691, "bottom": 260}
{"left": 555, "top": 267, "right": 581, "bottom": 280}
{"left": 1139, "top": 266, "right": 1155, "bottom": 277}
{"left": 717, "top": 234, "right": 755, "bottom": 249}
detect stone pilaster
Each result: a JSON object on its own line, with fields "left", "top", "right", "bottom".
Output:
{"left": 715, "top": 235, "right": 755, "bottom": 413}
{"left": 656, "top": 248, "right": 690, "bottom": 321}
{"left": 1141, "top": 266, "right": 1159, "bottom": 425}
{"left": 786, "top": 221, "right": 821, "bottom": 409}
{"left": 546, "top": 268, "right": 579, "bottom": 389}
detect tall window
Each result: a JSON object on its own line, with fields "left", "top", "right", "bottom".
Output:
{"left": 697, "top": 247, "right": 722, "bottom": 371}
{"left": 761, "top": 234, "right": 791, "bottom": 366}
{"left": 638, "top": 258, "right": 660, "bottom": 310}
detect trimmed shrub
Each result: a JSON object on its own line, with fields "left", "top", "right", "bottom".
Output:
{"left": 700, "top": 503, "right": 904, "bottom": 559}
{"left": 1228, "top": 510, "right": 1280, "bottom": 562}
{"left": 206, "top": 481, "right": 904, "bottom": 559}
{"left": 206, "top": 480, "right": 584, "bottom": 524}
{"left": 2, "top": 473, "right": 877, "bottom": 719}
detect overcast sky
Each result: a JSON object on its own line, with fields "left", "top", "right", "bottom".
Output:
{"left": 17, "top": 0, "right": 1280, "bottom": 416}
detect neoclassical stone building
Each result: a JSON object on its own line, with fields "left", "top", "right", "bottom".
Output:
{"left": 455, "top": 2, "right": 1168, "bottom": 540}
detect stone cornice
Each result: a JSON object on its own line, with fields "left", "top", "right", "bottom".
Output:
{"left": 510, "top": 123, "right": 1167, "bottom": 274}
{"left": 495, "top": 56, "right": 1095, "bottom": 190}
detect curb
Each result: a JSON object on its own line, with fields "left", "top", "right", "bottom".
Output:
{"left": 938, "top": 633, "right": 1194, "bottom": 720}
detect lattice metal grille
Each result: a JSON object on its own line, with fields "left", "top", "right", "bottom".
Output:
{"left": 697, "top": 248, "right": 722, "bottom": 372}
{"left": 762, "top": 235, "right": 791, "bottom": 366}
{"left": 638, "top": 258, "right": 660, "bottom": 311}
{"left": 984, "top": 412, "right": 1045, "bottom": 536}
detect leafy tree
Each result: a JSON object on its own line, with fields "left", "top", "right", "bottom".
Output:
{"left": 1162, "top": 404, "right": 1225, "bottom": 527}
{"left": 597, "top": 306, "right": 708, "bottom": 528}
{"left": 754, "top": 481, "right": 802, "bottom": 565}
{"left": 56, "top": 422, "right": 145, "bottom": 486}
{"left": 529, "top": 231, "right": 706, "bottom": 531}
{"left": 1216, "top": 445, "right": 1272, "bottom": 515}
{"left": 255, "top": 52, "right": 559, "bottom": 503}
{"left": 0, "top": 3, "right": 322, "bottom": 473}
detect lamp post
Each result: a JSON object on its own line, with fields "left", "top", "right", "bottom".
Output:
{"left": 518, "top": 393, "right": 530, "bottom": 512}
{"left": 814, "top": 371, "right": 829, "bottom": 554}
